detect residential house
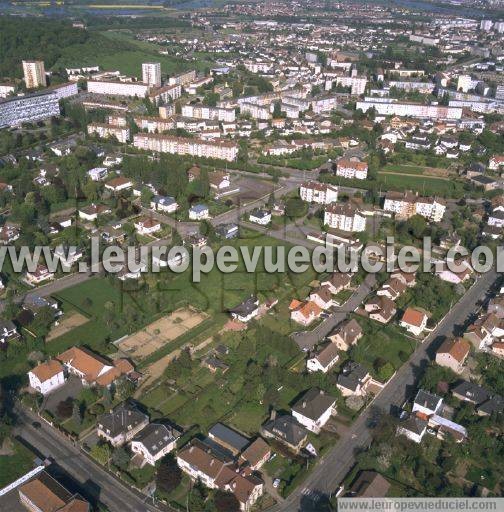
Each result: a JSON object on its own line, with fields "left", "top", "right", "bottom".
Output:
{"left": 79, "top": 203, "right": 112, "bottom": 222}
{"left": 365, "top": 296, "right": 397, "bottom": 324}
{"left": 176, "top": 441, "right": 264, "bottom": 512}
{"left": 189, "top": 204, "right": 209, "bottom": 220}
{"left": 28, "top": 360, "right": 66, "bottom": 395}
{"left": 452, "top": 381, "right": 489, "bottom": 405}
{"left": 0, "top": 320, "right": 20, "bottom": 346}
{"left": 309, "top": 285, "right": 334, "bottom": 310}
{"left": 291, "top": 388, "right": 336, "bottom": 434}
{"left": 289, "top": 300, "right": 322, "bottom": 326}
{"left": 87, "top": 167, "right": 108, "bottom": 181}
{"left": 348, "top": 471, "right": 390, "bottom": 497}
{"left": 97, "top": 402, "right": 149, "bottom": 447}
{"left": 18, "top": 470, "right": 90, "bottom": 512}
{"left": 56, "top": 346, "right": 134, "bottom": 387}
{"left": 0, "top": 224, "right": 20, "bottom": 244}
{"left": 435, "top": 338, "right": 471, "bottom": 374}
{"left": 249, "top": 209, "right": 271, "bottom": 225}
{"left": 377, "top": 278, "right": 406, "bottom": 301}
{"left": 320, "top": 272, "right": 352, "bottom": 295}
{"left": 337, "top": 361, "right": 371, "bottom": 397}
{"left": 25, "top": 265, "right": 54, "bottom": 285}
{"left": 400, "top": 307, "right": 428, "bottom": 336}
{"left": 130, "top": 423, "right": 179, "bottom": 466}
{"left": 239, "top": 438, "right": 270, "bottom": 471}
{"left": 150, "top": 195, "right": 178, "bottom": 213}
{"left": 261, "top": 413, "right": 308, "bottom": 453}
{"left": 229, "top": 296, "right": 259, "bottom": 323}
{"left": 397, "top": 414, "right": 428, "bottom": 443}
{"left": 328, "top": 319, "right": 363, "bottom": 351}
{"left": 105, "top": 177, "right": 133, "bottom": 193}
{"left": 134, "top": 217, "right": 161, "bottom": 235}
{"left": 307, "top": 343, "right": 340, "bottom": 373}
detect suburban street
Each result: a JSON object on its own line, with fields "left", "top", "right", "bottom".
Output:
{"left": 274, "top": 268, "right": 501, "bottom": 511}
{"left": 14, "top": 407, "right": 171, "bottom": 512}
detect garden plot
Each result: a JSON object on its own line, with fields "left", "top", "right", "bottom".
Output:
{"left": 116, "top": 308, "right": 208, "bottom": 360}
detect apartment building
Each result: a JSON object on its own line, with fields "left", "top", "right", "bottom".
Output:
{"left": 107, "top": 114, "right": 128, "bottom": 127}
{"left": 133, "top": 133, "right": 239, "bottom": 161}
{"left": 335, "top": 76, "right": 367, "bottom": 95}
{"left": 0, "top": 83, "right": 15, "bottom": 98}
{"left": 47, "top": 82, "right": 79, "bottom": 100}
{"left": 87, "top": 80, "right": 150, "bottom": 98}
{"left": 324, "top": 203, "right": 366, "bottom": 232}
{"left": 0, "top": 90, "right": 60, "bottom": 128}
{"left": 299, "top": 181, "right": 339, "bottom": 204}
{"left": 356, "top": 100, "right": 462, "bottom": 119}
{"left": 22, "top": 60, "right": 46, "bottom": 88}
{"left": 181, "top": 104, "right": 236, "bottom": 122}
{"left": 336, "top": 159, "right": 368, "bottom": 180}
{"left": 142, "top": 62, "right": 161, "bottom": 88}
{"left": 148, "top": 83, "right": 181, "bottom": 105}
{"left": 168, "top": 69, "right": 196, "bottom": 87}
{"left": 240, "top": 101, "right": 271, "bottom": 120}
{"left": 311, "top": 94, "right": 338, "bottom": 114}
{"left": 87, "top": 123, "right": 130, "bottom": 143}
{"left": 134, "top": 116, "right": 175, "bottom": 133}
{"left": 388, "top": 81, "right": 435, "bottom": 94}
{"left": 383, "top": 191, "right": 445, "bottom": 222}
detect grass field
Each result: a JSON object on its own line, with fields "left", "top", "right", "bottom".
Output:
{"left": 376, "top": 173, "right": 465, "bottom": 197}
{"left": 0, "top": 439, "right": 35, "bottom": 488}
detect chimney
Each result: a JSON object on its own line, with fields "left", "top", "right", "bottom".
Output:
{"left": 302, "top": 401, "right": 307, "bottom": 408}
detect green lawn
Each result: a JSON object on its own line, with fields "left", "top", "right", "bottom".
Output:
{"left": 376, "top": 173, "right": 464, "bottom": 196}
{"left": 349, "top": 316, "right": 415, "bottom": 380}
{"left": 0, "top": 439, "right": 36, "bottom": 488}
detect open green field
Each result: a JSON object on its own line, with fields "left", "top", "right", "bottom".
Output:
{"left": 376, "top": 173, "right": 464, "bottom": 197}
{"left": 0, "top": 439, "right": 35, "bottom": 488}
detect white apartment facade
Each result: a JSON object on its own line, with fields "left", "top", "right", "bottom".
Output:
{"left": 336, "top": 159, "right": 368, "bottom": 180}
{"left": 142, "top": 62, "right": 161, "bottom": 88}
{"left": 181, "top": 104, "right": 236, "bottom": 122}
{"left": 87, "top": 123, "right": 130, "bottom": 143}
{"left": 87, "top": 80, "right": 150, "bottom": 98}
{"left": 300, "top": 182, "right": 339, "bottom": 204}
{"left": 23, "top": 60, "right": 46, "bottom": 88}
{"left": 133, "top": 133, "right": 238, "bottom": 161}
{"left": 356, "top": 100, "right": 462, "bottom": 119}
{"left": 324, "top": 204, "right": 366, "bottom": 232}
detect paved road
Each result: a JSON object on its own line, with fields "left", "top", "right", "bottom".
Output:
{"left": 275, "top": 268, "right": 501, "bottom": 512}
{"left": 291, "top": 273, "right": 376, "bottom": 350}
{"left": 15, "top": 407, "right": 169, "bottom": 512}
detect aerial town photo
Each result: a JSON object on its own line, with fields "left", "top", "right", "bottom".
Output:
{"left": 0, "top": 0, "right": 503, "bottom": 511}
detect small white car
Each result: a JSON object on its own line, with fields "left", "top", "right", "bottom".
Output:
{"left": 273, "top": 478, "right": 281, "bottom": 488}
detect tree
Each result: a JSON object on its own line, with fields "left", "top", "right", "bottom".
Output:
{"left": 56, "top": 398, "right": 74, "bottom": 419}
{"left": 285, "top": 197, "right": 307, "bottom": 219}
{"left": 141, "top": 187, "right": 154, "bottom": 206}
{"left": 91, "top": 443, "right": 111, "bottom": 465}
{"left": 213, "top": 490, "right": 240, "bottom": 512}
{"left": 112, "top": 446, "right": 130, "bottom": 470}
{"left": 72, "top": 401, "right": 82, "bottom": 426}
{"left": 156, "top": 454, "right": 182, "bottom": 494}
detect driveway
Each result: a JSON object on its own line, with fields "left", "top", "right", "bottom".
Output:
{"left": 43, "top": 376, "right": 83, "bottom": 416}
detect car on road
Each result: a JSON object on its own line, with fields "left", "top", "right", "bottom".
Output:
{"left": 273, "top": 478, "right": 281, "bottom": 488}
{"left": 32, "top": 421, "right": 41, "bottom": 429}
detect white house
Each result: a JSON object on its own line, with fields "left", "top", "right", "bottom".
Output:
{"left": 25, "top": 265, "right": 54, "bottom": 285}
{"left": 291, "top": 388, "right": 336, "bottom": 434}
{"left": 229, "top": 296, "right": 259, "bottom": 323}
{"left": 28, "top": 360, "right": 66, "bottom": 395}
{"left": 399, "top": 307, "right": 428, "bottom": 336}
{"left": 189, "top": 204, "right": 210, "bottom": 220}
{"left": 150, "top": 195, "right": 178, "bottom": 214}
{"left": 130, "top": 423, "right": 178, "bottom": 466}
{"left": 307, "top": 343, "right": 339, "bottom": 373}
{"left": 134, "top": 217, "right": 161, "bottom": 235}
{"left": 249, "top": 209, "right": 271, "bottom": 225}
{"left": 87, "top": 167, "right": 108, "bottom": 181}
{"left": 104, "top": 177, "right": 133, "bottom": 193}
{"left": 324, "top": 203, "right": 366, "bottom": 232}
{"left": 336, "top": 159, "right": 368, "bottom": 180}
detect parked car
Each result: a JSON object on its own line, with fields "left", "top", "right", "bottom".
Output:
{"left": 273, "top": 478, "right": 281, "bottom": 488}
